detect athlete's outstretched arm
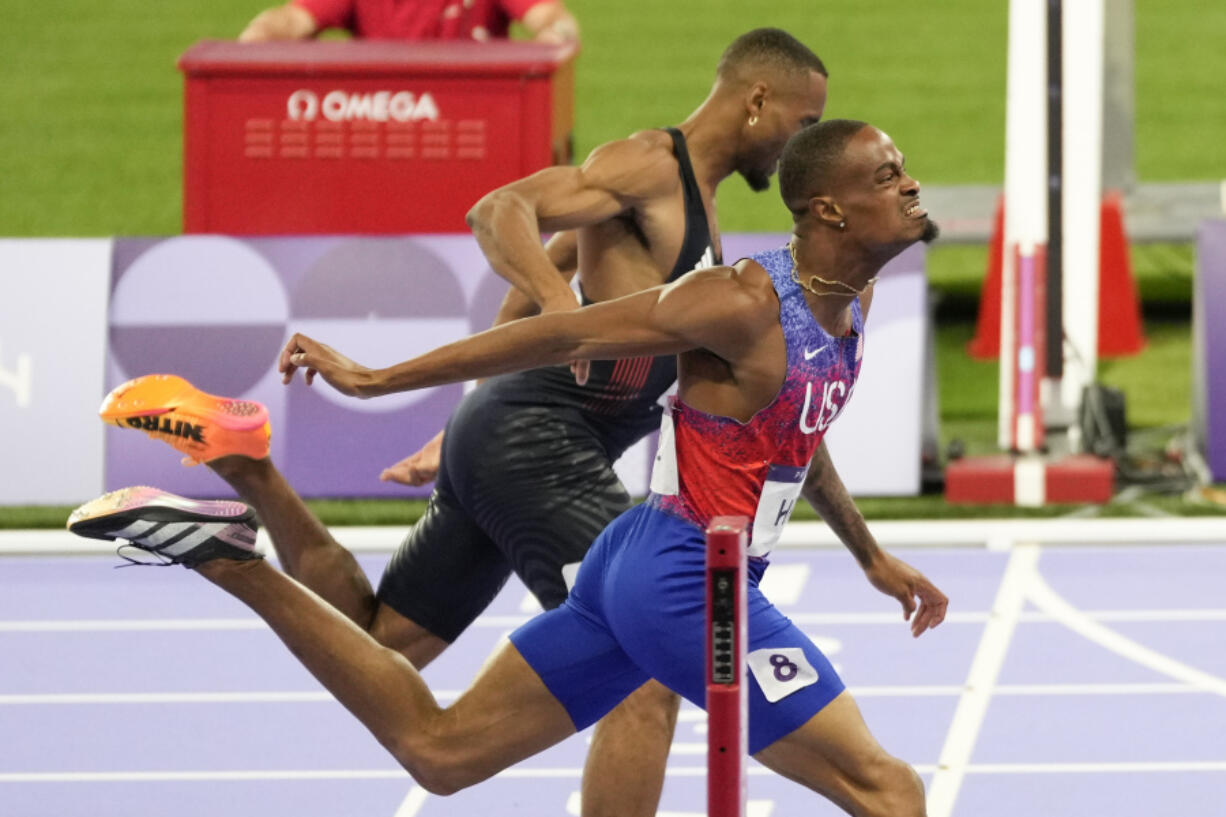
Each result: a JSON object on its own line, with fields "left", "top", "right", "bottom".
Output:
{"left": 378, "top": 231, "right": 582, "bottom": 486}
{"left": 465, "top": 136, "right": 679, "bottom": 313}
{"left": 800, "top": 442, "right": 948, "bottom": 637}
{"left": 280, "top": 262, "right": 773, "bottom": 397}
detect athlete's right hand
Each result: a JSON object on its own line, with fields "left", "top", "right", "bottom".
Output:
{"left": 279, "top": 332, "right": 372, "bottom": 396}
{"left": 864, "top": 550, "right": 949, "bottom": 638}
{"left": 380, "top": 431, "right": 444, "bottom": 486}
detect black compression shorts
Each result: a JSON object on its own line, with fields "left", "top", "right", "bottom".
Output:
{"left": 376, "top": 401, "right": 633, "bottom": 642}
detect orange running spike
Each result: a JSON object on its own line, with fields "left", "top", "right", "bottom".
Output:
{"left": 100, "top": 374, "right": 271, "bottom": 464}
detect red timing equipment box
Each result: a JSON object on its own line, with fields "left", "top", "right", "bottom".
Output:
{"left": 178, "top": 39, "right": 575, "bottom": 234}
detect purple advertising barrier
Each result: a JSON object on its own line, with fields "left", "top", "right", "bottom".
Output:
{"left": 105, "top": 236, "right": 505, "bottom": 498}
{"left": 1194, "top": 221, "right": 1226, "bottom": 481}
{"left": 0, "top": 239, "right": 113, "bottom": 505}
{"left": 104, "top": 234, "right": 929, "bottom": 499}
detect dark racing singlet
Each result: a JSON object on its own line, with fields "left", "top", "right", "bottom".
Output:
{"left": 476, "top": 127, "right": 721, "bottom": 460}
{"left": 381, "top": 129, "right": 722, "bottom": 629}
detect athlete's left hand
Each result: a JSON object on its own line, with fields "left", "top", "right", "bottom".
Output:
{"left": 864, "top": 551, "right": 948, "bottom": 638}
{"left": 279, "top": 332, "right": 373, "bottom": 397}
{"left": 380, "top": 430, "right": 444, "bottom": 486}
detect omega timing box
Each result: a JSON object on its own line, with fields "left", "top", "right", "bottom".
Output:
{"left": 179, "top": 39, "right": 575, "bottom": 234}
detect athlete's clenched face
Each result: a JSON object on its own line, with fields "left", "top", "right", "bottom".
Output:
{"left": 827, "top": 127, "right": 939, "bottom": 249}
{"left": 737, "top": 69, "right": 828, "bottom": 192}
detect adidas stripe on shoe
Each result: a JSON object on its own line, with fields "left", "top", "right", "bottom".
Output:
{"left": 68, "top": 486, "right": 263, "bottom": 569}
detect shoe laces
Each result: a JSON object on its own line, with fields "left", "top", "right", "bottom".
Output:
{"left": 114, "top": 543, "right": 179, "bottom": 568}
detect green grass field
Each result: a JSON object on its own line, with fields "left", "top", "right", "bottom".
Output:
{"left": 1, "top": 0, "right": 1222, "bottom": 524}
{"left": 3, "top": 1, "right": 1225, "bottom": 234}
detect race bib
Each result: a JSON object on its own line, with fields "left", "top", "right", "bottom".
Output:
{"left": 749, "top": 463, "right": 807, "bottom": 558}
{"left": 747, "top": 648, "right": 819, "bottom": 703}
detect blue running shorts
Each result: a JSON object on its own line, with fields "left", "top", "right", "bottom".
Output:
{"left": 510, "top": 503, "right": 846, "bottom": 754}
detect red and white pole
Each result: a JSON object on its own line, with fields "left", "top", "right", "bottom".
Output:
{"left": 706, "top": 515, "right": 748, "bottom": 817}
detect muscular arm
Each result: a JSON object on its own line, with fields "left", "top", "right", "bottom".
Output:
{"left": 281, "top": 261, "right": 772, "bottom": 397}
{"left": 520, "top": 0, "right": 580, "bottom": 44}
{"left": 465, "top": 137, "right": 678, "bottom": 313}
{"left": 801, "top": 441, "right": 948, "bottom": 636}
{"left": 238, "top": 3, "right": 319, "bottom": 41}
{"left": 800, "top": 441, "right": 880, "bottom": 569}
{"left": 490, "top": 231, "right": 579, "bottom": 327}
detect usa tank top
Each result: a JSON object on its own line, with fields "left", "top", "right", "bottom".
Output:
{"left": 645, "top": 246, "right": 865, "bottom": 559}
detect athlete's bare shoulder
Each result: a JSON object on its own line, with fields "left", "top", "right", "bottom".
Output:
{"left": 728, "top": 257, "right": 783, "bottom": 322}
{"left": 625, "top": 128, "right": 677, "bottom": 152}
{"left": 577, "top": 129, "right": 682, "bottom": 203}
{"left": 668, "top": 260, "right": 784, "bottom": 402}
{"left": 661, "top": 259, "right": 779, "bottom": 350}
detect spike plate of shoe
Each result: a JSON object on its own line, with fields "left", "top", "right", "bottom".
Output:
{"left": 100, "top": 374, "right": 271, "bottom": 464}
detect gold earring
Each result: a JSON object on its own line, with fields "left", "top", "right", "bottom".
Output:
{"left": 748, "top": 114, "right": 759, "bottom": 127}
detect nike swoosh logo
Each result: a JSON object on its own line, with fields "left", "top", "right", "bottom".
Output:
{"left": 804, "top": 345, "right": 828, "bottom": 360}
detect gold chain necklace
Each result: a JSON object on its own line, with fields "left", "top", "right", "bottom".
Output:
{"left": 788, "top": 240, "right": 877, "bottom": 297}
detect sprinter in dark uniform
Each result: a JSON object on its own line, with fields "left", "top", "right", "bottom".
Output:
{"left": 372, "top": 33, "right": 825, "bottom": 815}
{"left": 97, "top": 29, "right": 829, "bottom": 817}
{"left": 379, "top": 127, "right": 716, "bottom": 627}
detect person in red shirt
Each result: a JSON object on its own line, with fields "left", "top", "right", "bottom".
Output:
{"left": 239, "top": 0, "right": 579, "bottom": 44}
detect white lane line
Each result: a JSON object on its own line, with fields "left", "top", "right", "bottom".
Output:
{"left": 0, "top": 619, "right": 267, "bottom": 632}
{"left": 849, "top": 682, "right": 1212, "bottom": 697}
{"left": 0, "top": 692, "right": 334, "bottom": 705}
{"left": 965, "top": 761, "right": 1226, "bottom": 774}
{"left": 391, "top": 786, "right": 429, "bottom": 817}
{"left": 9, "top": 518, "right": 1226, "bottom": 554}
{"left": 852, "top": 685, "right": 966, "bottom": 697}
{"left": 566, "top": 789, "right": 777, "bottom": 817}
{"left": 1026, "top": 572, "right": 1226, "bottom": 697}
{"left": 788, "top": 612, "right": 989, "bottom": 625}
{"left": 0, "top": 770, "right": 415, "bottom": 783}
{"left": 790, "top": 609, "right": 1226, "bottom": 625}
{"left": 2, "top": 682, "right": 1211, "bottom": 706}
{"left": 3, "top": 608, "right": 1224, "bottom": 633}
{"left": 926, "top": 543, "right": 1038, "bottom": 817}
{"left": 6, "top": 761, "right": 1226, "bottom": 784}
{"left": 0, "top": 690, "right": 464, "bottom": 705}
{"left": 992, "top": 683, "right": 1206, "bottom": 695}
{"left": 1062, "top": 609, "right": 1226, "bottom": 622}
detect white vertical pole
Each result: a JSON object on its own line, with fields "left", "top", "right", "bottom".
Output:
{"left": 1102, "top": 0, "right": 1135, "bottom": 193}
{"left": 1000, "top": 0, "right": 1049, "bottom": 449}
{"left": 1061, "top": 0, "right": 1105, "bottom": 430}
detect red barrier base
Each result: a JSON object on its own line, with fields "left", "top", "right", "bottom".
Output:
{"left": 945, "top": 454, "right": 1115, "bottom": 505}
